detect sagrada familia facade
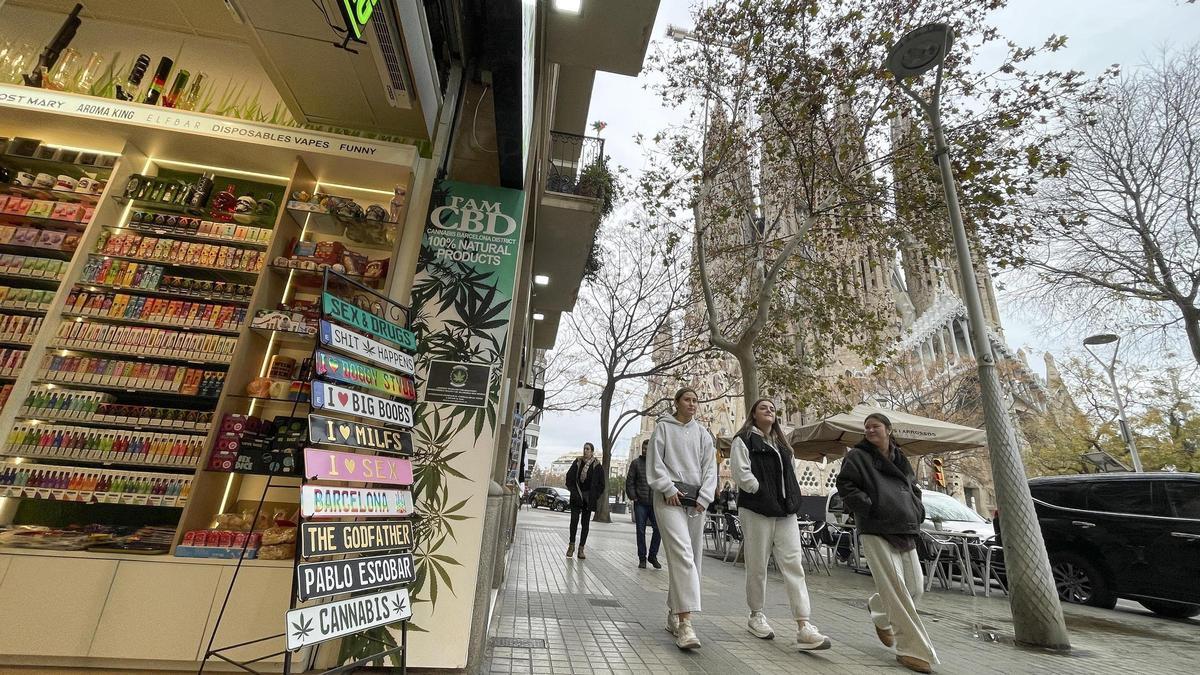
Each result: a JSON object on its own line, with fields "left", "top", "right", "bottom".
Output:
{"left": 629, "top": 117, "right": 1073, "bottom": 517}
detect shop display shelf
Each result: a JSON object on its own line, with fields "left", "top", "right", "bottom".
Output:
{"left": 0, "top": 151, "right": 116, "bottom": 174}
{"left": 48, "top": 343, "right": 234, "bottom": 367}
{"left": 0, "top": 184, "right": 101, "bottom": 204}
{"left": 0, "top": 484, "right": 189, "bottom": 508}
{"left": 89, "top": 252, "right": 262, "bottom": 280}
{"left": 15, "top": 413, "right": 212, "bottom": 436}
{"left": 61, "top": 311, "right": 243, "bottom": 336}
{"left": 111, "top": 196, "right": 192, "bottom": 215}
{"left": 249, "top": 326, "right": 317, "bottom": 346}
{"left": 224, "top": 393, "right": 312, "bottom": 407}
{"left": 74, "top": 281, "right": 252, "bottom": 306}
{"left": 0, "top": 241, "right": 77, "bottom": 260}
{"left": 0, "top": 338, "right": 34, "bottom": 349}
{"left": 269, "top": 263, "right": 384, "bottom": 287}
{"left": 0, "top": 210, "right": 90, "bottom": 230}
{"left": 102, "top": 222, "right": 270, "bottom": 251}
{"left": 0, "top": 373, "right": 17, "bottom": 381}
{"left": 0, "top": 304, "right": 49, "bottom": 316}
{"left": 286, "top": 205, "right": 398, "bottom": 238}
{"left": 1, "top": 448, "right": 201, "bottom": 472}
{"left": 0, "top": 271, "right": 64, "bottom": 287}
{"left": 32, "top": 379, "right": 221, "bottom": 405}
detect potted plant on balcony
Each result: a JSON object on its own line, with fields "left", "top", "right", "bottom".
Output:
{"left": 576, "top": 155, "right": 615, "bottom": 217}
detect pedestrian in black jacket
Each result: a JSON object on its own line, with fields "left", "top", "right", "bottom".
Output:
{"left": 836, "top": 413, "right": 938, "bottom": 673}
{"left": 565, "top": 442, "right": 605, "bottom": 559}
{"left": 626, "top": 440, "right": 662, "bottom": 569}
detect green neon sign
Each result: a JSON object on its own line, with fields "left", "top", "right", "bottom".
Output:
{"left": 338, "top": 0, "right": 380, "bottom": 40}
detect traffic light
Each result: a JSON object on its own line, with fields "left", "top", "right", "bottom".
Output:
{"left": 931, "top": 458, "right": 946, "bottom": 489}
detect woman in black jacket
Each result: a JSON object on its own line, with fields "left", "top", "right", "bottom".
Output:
{"left": 730, "top": 399, "right": 832, "bottom": 651}
{"left": 835, "top": 413, "right": 938, "bottom": 673}
{"left": 565, "top": 442, "right": 605, "bottom": 559}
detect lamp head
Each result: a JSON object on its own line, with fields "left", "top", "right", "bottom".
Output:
{"left": 1083, "top": 333, "right": 1120, "bottom": 346}
{"left": 885, "top": 22, "right": 954, "bottom": 78}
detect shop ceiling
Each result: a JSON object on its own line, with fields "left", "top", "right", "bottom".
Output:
{"left": 10, "top": 0, "right": 437, "bottom": 142}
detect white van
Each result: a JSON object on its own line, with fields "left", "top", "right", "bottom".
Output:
{"left": 825, "top": 488, "right": 995, "bottom": 538}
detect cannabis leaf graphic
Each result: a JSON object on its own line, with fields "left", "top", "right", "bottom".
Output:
{"left": 290, "top": 615, "right": 315, "bottom": 642}
{"left": 390, "top": 594, "right": 408, "bottom": 616}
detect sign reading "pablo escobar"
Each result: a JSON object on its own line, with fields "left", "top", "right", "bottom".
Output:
{"left": 304, "top": 447, "right": 413, "bottom": 485}
{"left": 296, "top": 552, "right": 415, "bottom": 602}
{"left": 285, "top": 587, "right": 411, "bottom": 650}
{"left": 311, "top": 381, "right": 414, "bottom": 428}
{"left": 308, "top": 414, "right": 412, "bottom": 456}
{"left": 300, "top": 485, "right": 414, "bottom": 518}
{"left": 301, "top": 519, "right": 415, "bottom": 558}
{"left": 322, "top": 293, "right": 417, "bottom": 352}
{"left": 320, "top": 320, "right": 414, "bottom": 375}
{"left": 314, "top": 349, "right": 416, "bottom": 400}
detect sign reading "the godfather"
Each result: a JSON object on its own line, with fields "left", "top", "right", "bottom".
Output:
{"left": 303, "top": 447, "right": 413, "bottom": 485}
{"left": 296, "top": 552, "right": 415, "bottom": 602}
{"left": 308, "top": 414, "right": 412, "bottom": 456}
{"left": 300, "top": 519, "right": 415, "bottom": 558}
{"left": 300, "top": 485, "right": 414, "bottom": 518}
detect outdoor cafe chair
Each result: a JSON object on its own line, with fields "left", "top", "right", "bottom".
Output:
{"left": 800, "top": 520, "right": 832, "bottom": 576}
{"left": 722, "top": 512, "right": 744, "bottom": 564}
{"left": 919, "top": 530, "right": 971, "bottom": 592}
{"left": 970, "top": 537, "right": 1008, "bottom": 597}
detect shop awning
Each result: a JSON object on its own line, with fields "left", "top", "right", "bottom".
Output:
{"left": 788, "top": 404, "right": 986, "bottom": 461}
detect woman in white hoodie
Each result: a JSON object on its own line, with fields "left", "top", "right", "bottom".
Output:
{"left": 646, "top": 387, "right": 717, "bottom": 650}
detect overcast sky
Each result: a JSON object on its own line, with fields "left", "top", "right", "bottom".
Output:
{"left": 533, "top": 0, "right": 1199, "bottom": 469}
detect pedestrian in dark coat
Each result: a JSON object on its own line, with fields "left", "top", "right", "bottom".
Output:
{"left": 836, "top": 412, "right": 938, "bottom": 673}
{"left": 626, "top": 439, "right": 662, "bottom": 568}
{"left": 565, "top": 442, "right": 605, "bottom": 559}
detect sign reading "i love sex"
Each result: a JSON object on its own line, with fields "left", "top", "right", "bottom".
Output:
{"left": 304, "top": 447, "right": 413, "bottom": 485}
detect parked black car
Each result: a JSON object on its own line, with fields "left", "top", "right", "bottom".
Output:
{"left": 529, "top": 486, "right": 570, "bottom": 511}
{"left": 1028, "top": 472, "right": 1200, "bottom": 618}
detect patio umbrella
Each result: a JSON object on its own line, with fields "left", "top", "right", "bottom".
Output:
{"left": 788, "top": 404, "right": 986, "bottom": 461}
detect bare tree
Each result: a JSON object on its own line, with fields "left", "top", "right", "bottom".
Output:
{"left": 640, "top": 1, "right": 1095, "bottom": 414}
{"left": 564, "top": 209, "right": 716, "bottom": 522}
{"left": 1023, "top": 45, "right": 1200, "bottom": 364}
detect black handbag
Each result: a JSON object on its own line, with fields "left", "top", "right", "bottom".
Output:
{"left": 673, "top": 481, "right": 701, "bottom": 508}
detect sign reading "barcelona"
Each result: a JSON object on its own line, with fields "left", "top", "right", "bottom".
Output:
{"left": 300, "top": 485, "right": 414, "bottom": 518}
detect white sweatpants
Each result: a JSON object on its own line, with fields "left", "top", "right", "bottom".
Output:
{"left": 861, "top": 534, "right": 940, "bottom": 664}
{"left": 654, "top": 496, "right": 705, "bottom": 614}
{"left": 739, "top": 508, "right": 812, "bottom": 621}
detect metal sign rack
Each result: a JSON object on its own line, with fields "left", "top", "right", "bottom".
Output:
{"left": 199, "top": 269, "right": 418, "bottom": 674}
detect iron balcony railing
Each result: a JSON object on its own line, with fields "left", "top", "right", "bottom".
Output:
{"left": 545, "top": 131, "right": 606, "bottom": 199}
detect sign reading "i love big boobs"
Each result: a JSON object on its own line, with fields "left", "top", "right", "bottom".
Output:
{"left": 304, "top": 447, "right": 413, "bottom": 485}
{"left": 311, "top": 381, "right": 414, "bottom": 428}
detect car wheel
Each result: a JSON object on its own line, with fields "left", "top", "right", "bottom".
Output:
{"left": 555, "top": 502, "right": 566, "bottom": 512}
{"left": 1050, "top": 552, "right": 1116, "bottom": 609}
{"left": 1138, "top": 600, "right": 1200, "bottom": 619}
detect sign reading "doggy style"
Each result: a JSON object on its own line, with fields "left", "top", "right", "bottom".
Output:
{"left": 314, "top": 349, "right": 416, "bottom": 400}
{"left": 322, "top": 293, "right": 417, "bottom": 352}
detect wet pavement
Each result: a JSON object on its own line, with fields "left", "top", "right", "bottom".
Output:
{"left": 484, "top": 507, "right": 1197, "bottom": 674}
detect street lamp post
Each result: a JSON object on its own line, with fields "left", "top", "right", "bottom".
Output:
{"left": 885, "top": 23, "right": 1071, "bottom": 650}
{"left": 1082, "top": 333, "right": 1143, "bottom": 472}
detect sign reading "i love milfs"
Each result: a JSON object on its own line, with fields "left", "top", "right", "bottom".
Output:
{"left": 304, "top": 447, "right": 413, "bottom": 485}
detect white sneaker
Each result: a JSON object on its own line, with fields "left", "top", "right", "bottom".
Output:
{"left": 796, "top": 622, "right": 832, "bottom": 650}
{"left": 675, "top": 618, "right": 701, "bottom": 650}
{"left": 747, "top": 611, "right": 775, "bottom": 639}
{"left": 666, "top": 611, "right": 679, "bottom": 635}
